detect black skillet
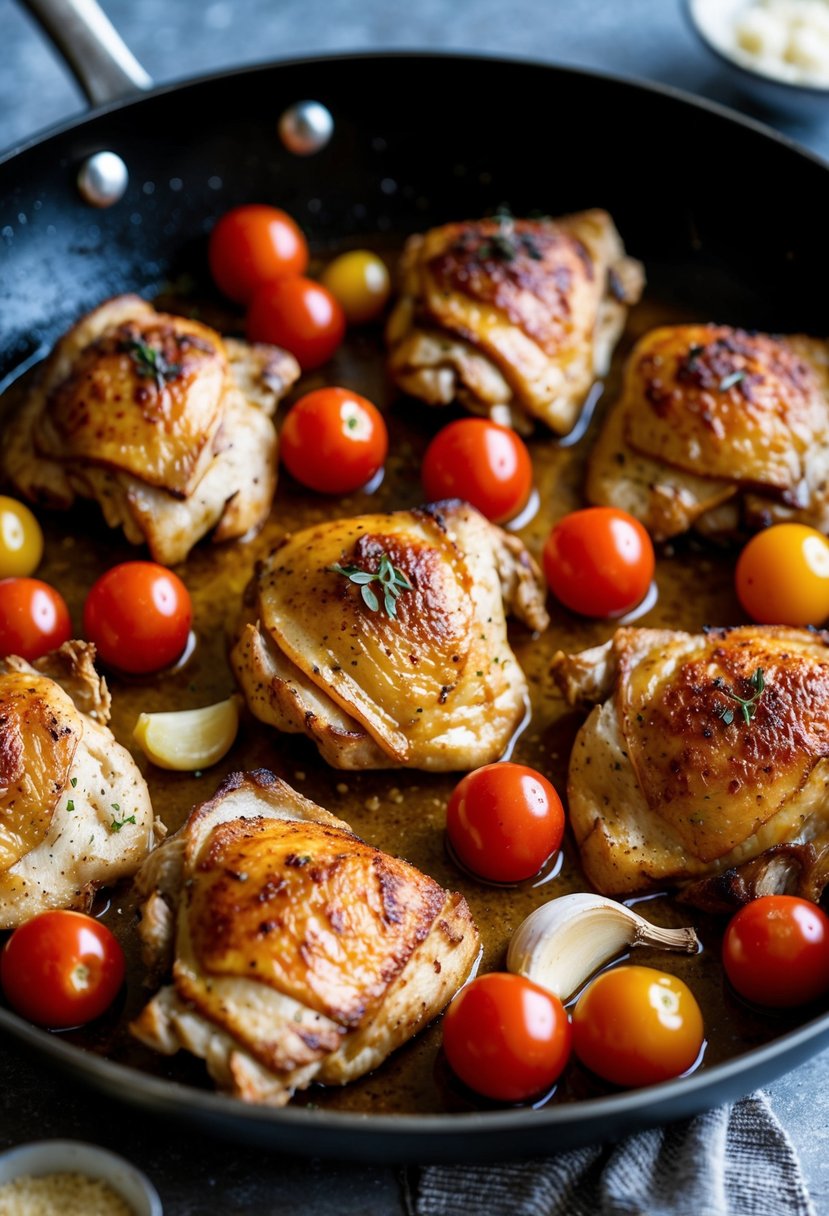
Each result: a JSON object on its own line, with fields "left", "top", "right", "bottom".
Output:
{"left": 2, "top": 0, "right": 829, "bottom": 1164}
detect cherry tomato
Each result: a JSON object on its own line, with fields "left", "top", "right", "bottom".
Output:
{"left": 0, "top": 496, "right": 43, "bottom": 577}
{"left": 208, "top": 204, "right": 308, "bottom": 304}
{"left": 1, "top": 910, "right": 125, "bottom": 1029}
{"left": 735, "top": 524, "right": 829, "bottom": 627}
{"left": 543, "top": 507, "right": 655, "bottom": 618}
{"left": 572, "top": 965, "right": 704, "bottom": 1088}
{"left": 722, "top": 895, "right": 829, "bottom": 1007}
{"left": 0, "top": 577, "right": 71, "bottom": 661}
{"left": 83, "top": 561, "right": 192, "bottom": 675}
{"left": 421, "top": 418, "right": 533, "bottom": 525}
{"left": 446, "top": 762, "right": 564, "bottom": 883}
{"left": 279, "top": 387, "right": 388, "bottom": 495}
{"left": 246, "top": 276, "right": 345, "bottom": 370}
{"left": 320, "top": 250, "right": 391, "bottom": 324}
{"left": 443, "top": 973, "right": 572, "bottom": 1102}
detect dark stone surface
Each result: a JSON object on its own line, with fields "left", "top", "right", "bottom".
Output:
{"left": 1, "top": 1, "right": 828, "bottom": 1211}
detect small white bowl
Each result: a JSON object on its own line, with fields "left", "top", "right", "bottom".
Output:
{"left": 0, "top": 1140, "right": 162, "bottom": 1215}
{"left": 685, "top": 0, "right": 829, "bottom": 120}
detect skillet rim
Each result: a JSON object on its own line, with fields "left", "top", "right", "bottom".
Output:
{"left": 1, "top": 47, "right": 828, "bottom": 169}
{"left": 1, "top": 48, "right": 829, "bottom": 1159}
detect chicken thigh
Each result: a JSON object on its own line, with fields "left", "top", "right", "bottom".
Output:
{"left": 130, "top": 769, "right": 480, "bottom": 1105}
{"left": 2, "top": 295, "right": 299, "bottom": 564}
{"left": 552, "top": 625, "right": 829, "bottom": 908}
{"left": 587, "top": 324, "right": 829, "bottom": 541}
{"left": 0, "top": 641, "right": 157, "bottom": 928}
{"left": 231, "top": 501, "right": 549, "bottom": 770}
{"left": 386, "top": 209, "right": 644, "bottom": 434}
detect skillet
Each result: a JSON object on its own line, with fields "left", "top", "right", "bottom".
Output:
{"left": 2, "top": 0, "right": 829, "bottom": 1164}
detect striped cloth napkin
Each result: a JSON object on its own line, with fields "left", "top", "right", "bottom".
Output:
{"left": 415, "top": 1092, "right": 815, "bottom": 1216}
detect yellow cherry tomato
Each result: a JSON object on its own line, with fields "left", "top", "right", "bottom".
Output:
{"left": 572, "top": 965, "right": 704, "bottom": 1088}
{"left": 735, "top": 523, "right": 829, "bottom": 626}
{"left": 320, "top": 250, "right": 391, "bottom": 324}
{"left": 0, "top": 496, "right": 43, "bottom": 577}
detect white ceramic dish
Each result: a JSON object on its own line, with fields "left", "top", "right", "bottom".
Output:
{"left": 686, "top": 0, "right": 829, "bottom": 118}
{"left": 0, "top": 1140, "right": 162, "bottom": 1215}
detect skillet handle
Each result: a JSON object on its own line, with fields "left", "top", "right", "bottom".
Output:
{"left": 21, "top": 0, "right": 151, "bottom": 105}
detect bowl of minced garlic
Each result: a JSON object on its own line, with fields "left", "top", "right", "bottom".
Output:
{"left": 0, "top": 1141, "right": 161, "bottom": 1215}
{"left": 686, "top": 0, "right": 829, "bottom": 116}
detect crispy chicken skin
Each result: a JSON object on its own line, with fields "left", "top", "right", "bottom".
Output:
{"left": 587, "top": 324, "right": 829, "bottom": 541}
{"left": 130, "top": 769, "right": 480, "bottom": 1106}
{"left": 2, "top": 295, "right": 299, "bottom": 565}
{"left": 552, "top": 626, "right": 829, "bottom": 908}
{"left": 386, "top": 209, "right": 644, "bottom": 434}
{"left": 230, "top": 501, "right": 549, "bottom": 771}
{"left": 0, "top": 641, "right": 157, "bottom": 928}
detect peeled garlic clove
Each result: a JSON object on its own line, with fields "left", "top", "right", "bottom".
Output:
{"left": 507, "top": 892, "right": 699, "bottom": 1002}
{"left": 133, "top": 695, "right": 241, "bottom": 771}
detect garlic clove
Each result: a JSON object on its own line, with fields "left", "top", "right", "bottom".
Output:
{"left": 133, "top": 695, "right": 241, "bottom": 772}
{"left": 506, "top": 892, "right": 699, "bottom": 1002}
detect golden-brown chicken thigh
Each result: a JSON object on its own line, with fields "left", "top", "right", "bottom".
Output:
{"left": 587, "top": 324, "right": 829, "bottom": 541}
{"left": 2, "top": 295, "right": 299, "bottom": 564}
{"left": 0, "top": 641, "right": 157, "bottom": 928}
{"left": 231, "top": 501, "right": 549, "bottom": 770}
{"left": 552, "top": 626, "right": 829, "bottom": 908}
{"left": 386, "top": 209, "right": 644, "bottom": 433}
{"left": 130, "top": 770, "right": 480, "bottom": 1106}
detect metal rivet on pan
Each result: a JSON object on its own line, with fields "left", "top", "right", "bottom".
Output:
{"left": 278, "top": 101, "right": 334, "bottom": 156}
{"left": 77, "top": 151, "right": 129, "bottom": 208}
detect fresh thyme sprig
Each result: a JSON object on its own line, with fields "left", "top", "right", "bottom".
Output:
{"left": 121, "top": 338, "right": 182, "bottom": 391}
{"left": 476, "top": 206, "right": 543, "bottom": 262}
{"left": 329, "top": 551, "right": 413, "bottom": 618}
{"left": 714, "top": 667, "right": 765, "bottom": 726}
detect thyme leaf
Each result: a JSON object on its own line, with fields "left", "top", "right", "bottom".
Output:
{"left": 715, "top": 667, "right": 766, "bottom": 727}
{"left": 330, "top": 552, "right": 413, "bottom": 619}
{"left": 121, "top": 338, "right": 182, "bottom": 391}
{"left": 718, "top": 369, "right": 745, "bottom": 393}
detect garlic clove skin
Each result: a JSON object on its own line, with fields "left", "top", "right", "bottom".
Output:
{"left": 506, "top": 892, "right": 699, "bottom": 1003}
{"left": 133, "top": 695, "right": 241, "bottom": 772}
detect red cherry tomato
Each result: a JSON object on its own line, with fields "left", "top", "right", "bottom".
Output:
{"left": 280, "top": 388, "right": 388, "bottom": 494}
{"left": 443, "top": 973, "right": 572, "bottom": 1102}
{"left": 421, "top": 418, "right": 533, "bottom": 524}
{"left": 446, "top": 762, "right": 564, "bottom": 883}
{"left": 83, "top": 562, "right": 192, "bottom": 675}
{"left": 572, "top": 965, "right": 704, "bottom": 1088}
{"left": 0, "top": 577, "right": 71, "bottom": 661}
{"left": 722, "top": 895, "right": 829, "bottom": 1007}
{"left": 1, "top": 910, "right": 125, "bottom": 1029}
{"left": 543, "top": 506, "right": 655, "bottom": 618}
{"left": 246, "top": 276, "right": 345, "bottom": 370}
{"left": 208, "top": 204, "right": 308, "bottom": 304}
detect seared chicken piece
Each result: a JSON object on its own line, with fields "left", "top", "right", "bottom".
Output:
{"left": 0, "top": 641, "right": 157, "bottom": 928}
{"left": 131, "top": 769, "right": 479, "bottom": 1106}
{"left": 2, "top": 295, "right": 299, "bottom": 565}
{"left": 587, "top": 324, "right": 829, "bottom": 541}
{"left": 386, "top": 209, "right": 644, "bottom": 434}
{"left": 552, "top": 625, "right": 829, "bottom": 907}
{"left": 231, "top": 501, "right": 548, "bottom": 770}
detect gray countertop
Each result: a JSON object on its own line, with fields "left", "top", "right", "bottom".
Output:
{"left": 2, "top": 1, "right": 829, "bottom": 1212}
